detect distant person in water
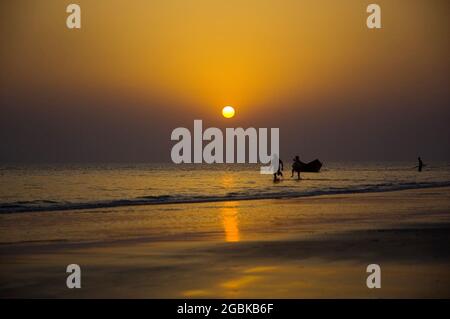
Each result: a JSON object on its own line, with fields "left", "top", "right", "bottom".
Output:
{"left": 291, "top": 155, "right": 302, "bottom": 180}
{"left": 273, "top": 158, "right": 284, "bottom": 182}
{"left": 418, "top": 156, "right": 424, "bottom": 172}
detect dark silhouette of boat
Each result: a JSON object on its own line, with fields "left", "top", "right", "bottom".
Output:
{"left": 292, "top": 159, "right": 322, "bottom": 172}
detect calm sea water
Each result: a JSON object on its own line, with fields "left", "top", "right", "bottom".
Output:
{"left": 1, "top": 162, "right": 450, "bottom": 213}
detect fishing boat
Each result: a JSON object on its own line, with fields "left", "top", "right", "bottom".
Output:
{"left": 292, "top": 159, "right": 322, "bottom": 172}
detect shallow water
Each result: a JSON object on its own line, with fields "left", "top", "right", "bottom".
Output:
{"left": 1, "top": 162, "right": 449, "bottom": 213}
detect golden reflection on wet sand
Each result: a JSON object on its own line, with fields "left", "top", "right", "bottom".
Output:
{"left": 221, "top": 203, "right": 240, "bottom": 242}
{"left": 220, "top": 175, "right": 241, "bottom": 242}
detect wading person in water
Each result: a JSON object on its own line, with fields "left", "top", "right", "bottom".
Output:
{"left": 418, "top": 156, "right": 424, "bottom": 172}
{"left": 291, "top": 155, "right": 302, "bottom": 180}
{"left": 273, "top": 158, "right": 284, "bottom": 182}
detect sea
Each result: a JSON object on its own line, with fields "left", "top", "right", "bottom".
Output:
{"left": 1, "top": 162, "right": 450, "bottom": 213}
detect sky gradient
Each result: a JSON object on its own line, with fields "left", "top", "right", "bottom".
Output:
{"left": 0, "top": 0, "right": 449, "bottom": 162}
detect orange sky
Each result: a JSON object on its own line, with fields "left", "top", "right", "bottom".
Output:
{"left": 0, "top": 0, "right": 449, "bottom": 162}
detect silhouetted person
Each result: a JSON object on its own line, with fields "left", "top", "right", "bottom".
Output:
{"left": 291, "top": 155, "right": 302, "bottom": 180}
{"left": 273, "top": 158, "right": 284, "bottom": 182}
{"left": 418, "top": 156, "right": 424, "bottom": 172}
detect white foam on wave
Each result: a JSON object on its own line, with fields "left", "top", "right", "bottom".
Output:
{"left": 1, "top": 181, "right": 450, "bottom": 214}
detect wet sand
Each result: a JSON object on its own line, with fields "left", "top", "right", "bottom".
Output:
{"left": 0, "top": 187, "right": 449, "bottom": 298}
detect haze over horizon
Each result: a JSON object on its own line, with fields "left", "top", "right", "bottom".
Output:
{"left": 1, "top": 0, "right": 449, "bottom": 163}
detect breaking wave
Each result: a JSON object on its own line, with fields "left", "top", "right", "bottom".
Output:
{"left": 1, "top": 181, "right": 450, "bottom": 214}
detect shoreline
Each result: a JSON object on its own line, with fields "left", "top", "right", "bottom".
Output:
{"left": 0, "top": 186, "right": 449, "bottom": 297}
{"left": 1, "top": 186, "right": 450, "bottom": 246}
{"left": 2, "top": 181, "right": 450, "bottom": 214}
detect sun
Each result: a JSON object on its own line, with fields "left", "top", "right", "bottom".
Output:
{"left": 222, "top": 106, "right": 235, "bottom": 119}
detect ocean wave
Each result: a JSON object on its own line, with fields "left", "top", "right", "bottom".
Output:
{"left": 1, "top": 181, "right": 450, "bottom": 214}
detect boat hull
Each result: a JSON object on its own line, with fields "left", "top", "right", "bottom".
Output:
{"left": 292, "top": 159, "right": 322, "bottom": 172}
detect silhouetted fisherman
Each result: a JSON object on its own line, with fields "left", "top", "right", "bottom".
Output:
{"left": 273, "top": 158, "right": 284, "bottom": 182}
{"left": 291, "top": 155, "right": 302, "bottom": 180}
{"left": 418, "top": 156, "right": 424, "bottom": 172}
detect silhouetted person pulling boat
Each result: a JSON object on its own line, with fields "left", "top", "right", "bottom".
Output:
{"left": 290, "top": 156, "right": 323, "bottom": 180}
{"left": 291, "top": 156, "right": 302, "bottom": 180}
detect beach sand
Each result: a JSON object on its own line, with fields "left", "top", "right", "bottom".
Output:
{"left": 0, "top": 187, "right": 449, "bottom": 298}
